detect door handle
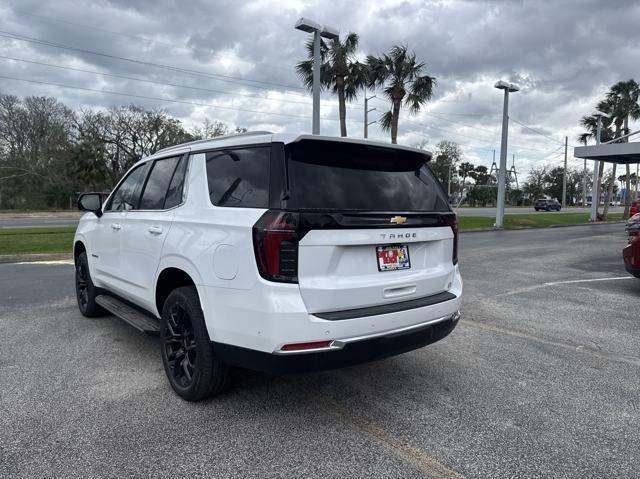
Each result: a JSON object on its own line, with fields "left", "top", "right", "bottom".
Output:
{"left": 148, "top": 226, "right": 163, "bottom": 235}
{"left": 111, "top": 223, "right": 121, "bottom": 230}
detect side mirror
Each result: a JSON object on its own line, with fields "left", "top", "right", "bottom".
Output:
{"left": 78, "top": 193, "right": 103, "bottom": 218}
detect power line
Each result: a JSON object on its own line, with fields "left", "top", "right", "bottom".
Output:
{"left": 0, "top": 73, "right": 352, "bottom": 122}
{"left": 0, "top": 30, "right": 309, "bottom": 95}
{"left": 370, "top": 97, "right": 567, "bottom": 151}
{"left": 9, "top": 9, "right": 297, "bottom": 75}
{"left": 0, "top": 54, "right": 329, "bottom": 108}
{"left": 509, "top": 116, "right": 567, "bottom": 146}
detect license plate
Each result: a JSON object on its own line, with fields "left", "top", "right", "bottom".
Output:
{"left": 376, "top": 244, "right": 411, "bottom": 272}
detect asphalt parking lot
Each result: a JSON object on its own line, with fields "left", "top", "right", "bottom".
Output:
{"left": 1, "top": 223, "right": 639, "bottom": 478}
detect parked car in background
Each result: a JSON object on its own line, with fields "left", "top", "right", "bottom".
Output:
{"left": 624, "top": 213, "right": 640, "bottom": 278}
{"left": 534, "top": 198, "right": 561, "bottom": 211}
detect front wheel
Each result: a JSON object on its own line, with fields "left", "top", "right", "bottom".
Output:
{"left": 160, "top": 286, "right": 232, "bottom": 401}
{"left": 75, "top": 251, "right": 106, "bottom": 317}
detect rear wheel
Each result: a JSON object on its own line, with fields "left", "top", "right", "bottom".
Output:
{"left": 160, "top": 286, "right": 232, "bottom": 401}
{"left": 75, "top": 251, "right": 106, "bottom": 317}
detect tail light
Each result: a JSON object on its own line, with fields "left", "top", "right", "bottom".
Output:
{"left": 444, "top": 214, "right": 458, "bottom": 265}
{"left": 253, "top": 210, "right": 300, "bottom": 283}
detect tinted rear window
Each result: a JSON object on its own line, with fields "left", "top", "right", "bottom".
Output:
{"left": 206, "top": 147, "right": 270, "bottom": 208}
{"left": 283, "top": 140, "right": 449, "bottom": 212}
{"left": 139, "top": 156, "right": 180, "bottom": 210}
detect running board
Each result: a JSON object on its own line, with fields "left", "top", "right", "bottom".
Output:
{"left": 95, "top": 295, "right": 160, "bottom": 334}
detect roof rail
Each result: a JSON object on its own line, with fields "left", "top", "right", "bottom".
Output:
{"left": 154, "top": 130, "right": 273, "bottom": 154}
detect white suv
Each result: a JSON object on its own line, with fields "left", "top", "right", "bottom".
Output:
{"left": 74, "top": 132, "right": 462, "bottom": 401}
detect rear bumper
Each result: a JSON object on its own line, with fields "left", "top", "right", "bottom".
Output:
{"left": 213, "top": 311, "right": 460, "bottom": 374}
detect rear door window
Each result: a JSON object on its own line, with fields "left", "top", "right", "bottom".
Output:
{"left": 283, "top": 140, "right": 449, "bottom": 212}
{"left": 139, "top": 156, "right": 181, "bottom": 210}
{"left": 205, "top": 147, "right": 270, "bottom": 208}
{"left": 164, "top": 156, "right": 188, "bottom": 209}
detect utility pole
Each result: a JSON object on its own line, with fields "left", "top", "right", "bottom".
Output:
{"left": 583, "top": 158, "right": 587, "bottom": 206}
{"left": 562, "top": 136, "right": 568, "bottom": 207}
{"left": 589, "top": 114, "right": 603, "bottom": 221}
{"left": 489, "top": 150, "right": 498, "bottom": 180}
{"left": 363, "top": 94, "right": 376, "bottom": 139}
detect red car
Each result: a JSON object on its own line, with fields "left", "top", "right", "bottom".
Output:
{"left": 623, "top": 213, "right": 640, "bottom": 278}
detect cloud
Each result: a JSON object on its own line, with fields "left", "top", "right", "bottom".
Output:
{"left": 0, "top": 0, "right": 638, "bottom": 175}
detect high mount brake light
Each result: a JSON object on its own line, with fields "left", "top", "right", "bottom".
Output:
{"left": 253, "top": 211, "right": 300, "bottom": 283}
{"left": 444, "top": 214, "right": 458, "bottom": 265}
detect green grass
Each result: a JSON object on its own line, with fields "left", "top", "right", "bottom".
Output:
{"left": 0, "top": 209, "right": 73, "bottom": 214}
{"left": 459, "top": 212, "right": 624, "bottom": 230}
{"left": 0, "top": 213, "right": 627, "bottom": 256}
{"left": 0, "top": 227, "right": 75, "bottom": 255}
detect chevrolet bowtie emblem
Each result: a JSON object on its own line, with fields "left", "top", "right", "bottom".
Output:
{"left": 390, "top": 216, "right": 407, "bottom": 225}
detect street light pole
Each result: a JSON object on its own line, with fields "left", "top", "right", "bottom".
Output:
{"left": 494, "top": 81, "right": 519, "bottom": 228}
{"left": 294, "top": 18, "right": 340, "bottom": 136}
{"left": 312, "top": 30, "right": 321, "bottom": 134}
{"left": 562, "top": 136, "right": 568, "bottom": 207}
{"left": 364, "top": 93, "right": 376, "bottom": 139}
{"left": 589, "top": 113, "right": 603, "bottom": 221}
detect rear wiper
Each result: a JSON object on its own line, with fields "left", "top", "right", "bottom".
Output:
{"left": 218, "top": 177, "right": 242, "bottom": 206}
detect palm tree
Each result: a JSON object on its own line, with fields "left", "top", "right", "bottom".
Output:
{"left": 366, "top": 45, "right": 435, "bottom": 144}
{"left": 607, "top": 79, "right": 640, "bottom": 217}
{"left": 296, "top": 33, "right": 365, "bottom": 137}
{"left": 596, "top": 97, "right": 625, "bottom": 219}
{"left": 577, "top": 108, "right": 615, "bottom": 218}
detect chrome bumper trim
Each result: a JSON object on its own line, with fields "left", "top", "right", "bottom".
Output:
{"left": 274, "top": 311, "right": 460, "bottom": 355}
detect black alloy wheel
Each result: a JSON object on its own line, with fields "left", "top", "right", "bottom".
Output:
{"left": 75, "top": 251, "right": 106, "bottom": 317}
{"left": 76, "top": 260, "right": 89, "bottom": 312}
{"left": 160, "top": 286, "right": 231, "bottom": 401}
{"left": 163, "top": 302, "right": 197, "bottom": 388}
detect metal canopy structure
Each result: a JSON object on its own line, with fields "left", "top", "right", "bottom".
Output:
{"left": 574, "top": 130, "right": 640, "bottom": 221}
{"left": 574, "top": 142, "right": 640, "bottom": 164}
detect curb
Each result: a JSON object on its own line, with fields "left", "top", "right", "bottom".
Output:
{"left": 0, "top": 252, "right": 73, "bottom": 264}
{"left": 460, "top": 220, "right": 626, "bottom": 234}
{"left": 0, "top": 221, "right": 627, "bottom": 262}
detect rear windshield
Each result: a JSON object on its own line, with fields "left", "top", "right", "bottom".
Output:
{"left": 282, "top": 140, "right": 450, "bottom": 212}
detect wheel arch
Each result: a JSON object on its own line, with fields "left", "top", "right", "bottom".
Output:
{"left": 73, "top": 240, "right": 86, "bottom": 262}
{"left": 155, "top": 264, "right": 204, "bottom": 318}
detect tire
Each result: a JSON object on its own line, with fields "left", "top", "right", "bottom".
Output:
{"left": 75, "top": 251, "right": 107, "bottom": 318}
{"left": 160, "top": 286, "right": 232, "bottom": 401}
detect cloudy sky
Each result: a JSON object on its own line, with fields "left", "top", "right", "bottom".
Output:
{"left": 0, "top": 0, "right": 638, "bottom": 173}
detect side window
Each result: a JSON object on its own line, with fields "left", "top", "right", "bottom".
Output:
{"left": 205, "top": 147, "right": 270, "bottom": 208}
{"left": 164, "top": 156, "right": 188, "bottom": 209}
{"left": 139, "top": 156, "right": 181, "bottom": 210}
{"left": 106, "top": 163, "right": 149, "bottom": 212}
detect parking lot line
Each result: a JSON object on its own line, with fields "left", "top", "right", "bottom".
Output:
{"left": 461, "top": 320, "right": 640, "bottom": 368}
{"left": 292, "top": 379, "right": 466, "bottom": 479}
{"left": 494, "top": 275, "right": 634, "bottom": 298}
{"left": 14, "top": 259, "right": 74, "bottom": 265}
